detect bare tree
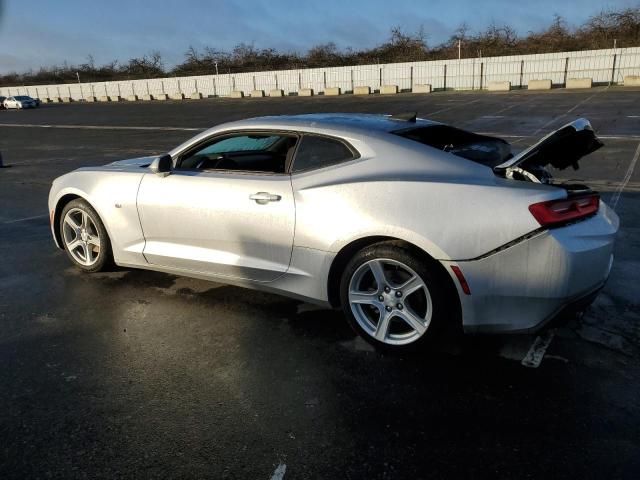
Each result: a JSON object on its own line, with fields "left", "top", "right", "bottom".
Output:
{"left": 1, "top": 7, "right": 638, "bottom": 86}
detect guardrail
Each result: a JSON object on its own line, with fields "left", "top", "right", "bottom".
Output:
{"left": 1, "top": 46, "right": 639, "bottom": 101}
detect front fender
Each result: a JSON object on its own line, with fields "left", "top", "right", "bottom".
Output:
{"left": 49, "top": 170, "right": 147, "bottom": 264}
{"left": 48, "top": 185, "right": 93, "bottom": 249}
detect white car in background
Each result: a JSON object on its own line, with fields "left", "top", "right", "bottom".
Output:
{"left": 3, "top": 95, "right": 38, "bottom": 109}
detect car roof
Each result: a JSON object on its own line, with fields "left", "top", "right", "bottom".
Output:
{"left": 217, "top": 113, "right": 439, "bottom": 137}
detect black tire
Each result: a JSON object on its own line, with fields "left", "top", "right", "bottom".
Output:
{"left": 59, "top": 199, "right": 113, "bottom": 273}
{"left": 339, "top": 241, "right": 451, "bottom": 351}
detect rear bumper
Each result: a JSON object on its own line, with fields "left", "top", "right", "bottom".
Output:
{"left": 446, "top": 201, "right": 619, "bottom": 333}
{"left": 533, "top": 283, "right": 603, "bottom": 333}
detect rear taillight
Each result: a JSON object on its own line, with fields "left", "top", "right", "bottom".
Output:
{"left": 529, "top": 193, "right": 599, "bottom": 227}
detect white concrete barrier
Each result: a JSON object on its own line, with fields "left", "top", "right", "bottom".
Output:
{"left": 141, "top": 94, "right": 153, "bottom": 101}
{"left": 127, "top": 95, "right": 139, "bottom": 101}
{"left": 269, "top": 89, "right": 284, "bottom": 97}
{"left": 85, "top": 97, "right": 97, "bottom": 102}
{"left": 169, "top": 93, "right": 184, "bottom": 100}
{"left": 229, "top": 90, "right": 244, "bottom": 98}
{"left": 412, "top": 84, "right": 432, "bottom": 93}
{"left": 62, "top": 97, "right": 73, "bottom": 103}
{"left": 354, "top": 86, "right": 371, "bottom": 95}
{"left": 2, "top": 46, "right": 639, "bottom": 102}
{"left": 154, "top": 93, "right": 168, "bottom": 101}
{"left": 623, "top": 75, "right": 640, "bottom": 86}
{"left": 189, "top": 92, "right": 203, "bottom": 99}
{"left": 528, "top": 79, "right": 552, "bottom": 90}
{"left": 251, "top": 90, "right": 265, "bottom": 97}
{"left": 98, "top": 96, "right": 110, "bottom": 102}
{"left": 325, "top": 87, "right": 341, "bottom": 96}
{"left": 51, "top": 97, "right": 63, "bottom": 103}
{"left": 299, "top": 88, "right": 314, "bottom": 96}
{"left": 488, "top": 81, "right": 511, "bottom": 91}
{"left": 380, "top": 85, "right": 398, "bottom": 94}
{"left": 566, "top": 78, "right": 592, "bottom": 89}
{"left": 108, "top": 96, "right": 122, "bottom": 102}
{"left": 39, "top": 98, "right": 50, "bottom": 103}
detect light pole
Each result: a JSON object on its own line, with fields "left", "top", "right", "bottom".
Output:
{"left": 215, "top": 61, "right": 219, "bottom": 75}
{"left": 76, "top": 72, "right": 84, "bottom": 101}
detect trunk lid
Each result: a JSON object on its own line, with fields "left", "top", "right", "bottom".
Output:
{"left": 494, "top": 118, "right": 603, "bottom": 182}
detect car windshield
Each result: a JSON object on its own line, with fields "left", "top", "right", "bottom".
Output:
{"left": 393, "top": 125, "right": 513, "bottom": 167}
{"left": 15, "top": 96, "right": 31, "bottom": 100}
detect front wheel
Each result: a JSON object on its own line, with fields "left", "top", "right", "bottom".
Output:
{"left": 60, "top": 199, "right": 113, "bottom": 272}
{"left": 339, "top": 242, "right": 448, "bottom": 351}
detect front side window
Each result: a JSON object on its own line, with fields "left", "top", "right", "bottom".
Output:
{"left": 292, "top": 135, "right": 357, "bottom": 172}
{"left": 179, "top": 133, "right": 297, "bottom": 174}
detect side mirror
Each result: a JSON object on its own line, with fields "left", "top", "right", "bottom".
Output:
{"left": 149, "top": 154, "right": 172, "bottom": 177}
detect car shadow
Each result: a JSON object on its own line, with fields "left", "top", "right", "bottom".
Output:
{"left": 93, "top": 266, "right": 556, "bottom": 367}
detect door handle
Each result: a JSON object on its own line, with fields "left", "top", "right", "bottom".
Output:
{"left": 249, "top": 192, "right": 281, "bottom": 204}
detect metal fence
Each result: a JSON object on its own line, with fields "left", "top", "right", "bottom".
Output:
{"left": 1, "top": 47, "right": 639, "bottom": 100}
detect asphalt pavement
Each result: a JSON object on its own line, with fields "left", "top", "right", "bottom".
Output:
{"left": 1, "top": 87, "right": 639, "bottom": 479}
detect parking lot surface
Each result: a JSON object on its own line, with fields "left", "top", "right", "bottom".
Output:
{"left": 1, "top": 87, "right": 639, "bottom": 479}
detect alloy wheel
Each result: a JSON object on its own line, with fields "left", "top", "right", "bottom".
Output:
{"left": 348, "top": 258, "right": 432, "bottom": 345}
{"left": 62, "top": 208, "right": 101, "bottom": 266}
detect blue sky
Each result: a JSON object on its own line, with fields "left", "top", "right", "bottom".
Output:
{"left": 0, "top": 0, "right": 635, "bottom": 73}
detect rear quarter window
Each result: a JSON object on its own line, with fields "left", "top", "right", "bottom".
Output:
{"left": 291, "top": 135, "right": 358, "bottom": 173}
{"left": 292, "top": 135, "right": 357, "bottom": 172}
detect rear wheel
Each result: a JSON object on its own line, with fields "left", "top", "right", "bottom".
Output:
{"left": 60, "top": 199, "right": 113, "bottom": 272}
{"left": 340, "top": 242, "right": 448, "bottom": 351}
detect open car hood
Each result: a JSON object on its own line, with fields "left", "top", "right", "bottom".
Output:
{"left": 494, "top": 118, "right": 603, "bottom": 175}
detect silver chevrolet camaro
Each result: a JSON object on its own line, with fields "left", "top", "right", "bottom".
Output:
{"left": 48, "top": 113, "right": 619, "bottom": 350}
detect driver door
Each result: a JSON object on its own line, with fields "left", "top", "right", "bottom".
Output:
{"left": 136, "top": 131, "right": 298, "bottom": 282}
